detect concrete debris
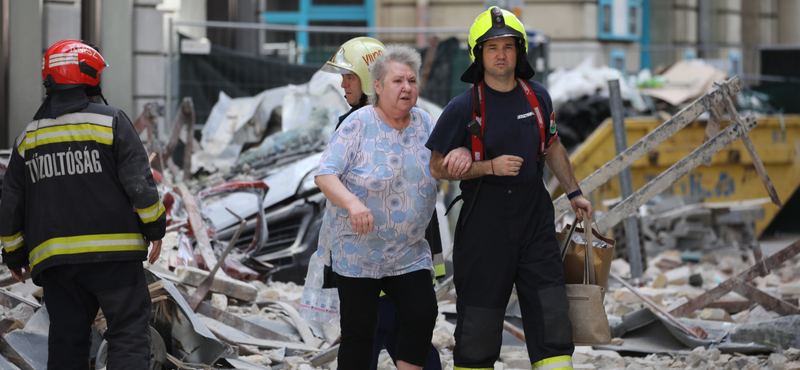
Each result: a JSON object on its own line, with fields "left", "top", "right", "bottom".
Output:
{"left": 2, "top": 76, "right": 798, "bottom": 369}
{"left": 211, "top": 293, "right": 228, "bottom": 311}
{"left": 699, "top": 308, "right": 733, "bottom": 322}
{"left": 627, "top": 196, "right": 769, "bottom": 258}
{"left": 176, "top": 265, "right": 259, "bottom": 302}
{"left": 5, "top": 304, "right": 34, "bottom": 326}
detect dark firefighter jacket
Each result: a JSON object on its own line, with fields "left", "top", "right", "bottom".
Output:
{"left": 0, "top": 88, "right": 166, "bottom": 285}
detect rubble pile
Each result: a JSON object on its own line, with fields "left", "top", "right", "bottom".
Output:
{"left": 0, "top": 68, "right": 797, "bottom": 369}
{"left": 629, "top": 195, "right": 769, "bottom": 256}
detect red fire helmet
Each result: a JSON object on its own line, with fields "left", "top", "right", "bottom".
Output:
{"left": 42, "top": 39, "right": 108, "bottom": 88}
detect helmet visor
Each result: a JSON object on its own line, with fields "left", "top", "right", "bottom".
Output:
{"left": 327, "top": 47, "right": 353, "bottom": 69}
{"left": 320, "top": 62, "right": 354, "bottom": 75}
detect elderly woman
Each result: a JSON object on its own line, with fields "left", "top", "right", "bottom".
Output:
{"left": 314, "top": 44, "right": 439, "bottom": 370}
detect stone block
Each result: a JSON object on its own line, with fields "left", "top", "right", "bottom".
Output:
{"left": 783, "top": 362, "right": 800, "bottom": 370}
{"left": 613, "top": 287, "right": 664, "bottom": 305}
{"left": 753, "top": 273, "right": 782, "bottom": 289}
{"left": 785, "top": 348, "right": 800, "bottom": 362}
{"left": 586, "top": 350, "right": 624, "bottom": 370}
{"left": 769, "top": 353, "right": 788, "bottom": 370}
{"left": 611, "top": 259, "right": 630, "bottom": 278}
{"left": 685, "top": 346, "right": 707, "bottom": 367}
{"left": 501, "top": 357, "right": 530, "bottom": 369}
{"left": 699, "top": 308, "right": 733, "bottom": 322}
{"left": 664, "top": 265, "right": 692, "bottom": 285}
{"left": 175, "top": 265, "right": 258, "bottom": 302}
{"left": 135, "top": 7, "right": 164, "bottom": 53}
{"left": 739, "top": 305, "right": 780, "bottom": 324}
{"left": 652, "top": 253, "right": 683, "bottom": 271}
{"left": 44, "top": 3, "right": 81, "bottom": 47}
{"left": 664, "top": 296, "right": 689, "bottom": 312}
{"left": 613, "top": 304, "right": 636, "bottom": 316}
{"left": 211, "top": 293, "right": 227, "bottom": 311}
{"left": 134, "top": 54, "right": 165, "bottom": 97}
{"left": 652, "top": 273, "right": 667, "bottom": 289}
{"left": 7, "top": 304, "right": 35, "bottom": 326}
{"left": 778, "top": 282, "right": 800, "bottom": 296}
{"left": 707, "top": 348, "right": 721, "bottom": 361}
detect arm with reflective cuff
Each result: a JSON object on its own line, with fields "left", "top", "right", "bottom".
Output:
{"left": 0, "top": 148, "right": 31, "bottom": 270}
{"left": 113, "top": 110, "right": 166, "bottom": 241}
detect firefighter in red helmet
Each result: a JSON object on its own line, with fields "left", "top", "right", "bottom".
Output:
{"left": 0, "top": 40, "right": 166, "bottom": 369}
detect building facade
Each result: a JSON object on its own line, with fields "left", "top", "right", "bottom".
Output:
{"left": 2, "top": 0, "right": 800, "bottom": 147}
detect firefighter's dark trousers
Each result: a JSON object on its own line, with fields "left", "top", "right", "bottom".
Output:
{"left": 452, "top": 180, "right": 574, "bottom": 369}
{"left": 41, "top": 261, "right": 152, "bottom": 370}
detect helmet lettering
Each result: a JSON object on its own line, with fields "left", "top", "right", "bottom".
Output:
{"left": 361, "top": 50, "right": 383, "bottom": 66}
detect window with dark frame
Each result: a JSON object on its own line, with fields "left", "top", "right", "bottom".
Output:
{"left": 312, "top": 0, "right": 364, "bottom": 4}
{"left": 629, "top": 6, "right": 637, "bottom": 35}
{"left": 602, "top": 4, "right": 611, "bottom": 34}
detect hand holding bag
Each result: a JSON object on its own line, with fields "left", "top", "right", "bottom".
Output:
{"left": 562, "top": 220, "right": 612, "bottom": 346}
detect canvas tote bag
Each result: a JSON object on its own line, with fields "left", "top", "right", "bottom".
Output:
{"left": 561, "top": 220, "right": 612, "bottom": 346}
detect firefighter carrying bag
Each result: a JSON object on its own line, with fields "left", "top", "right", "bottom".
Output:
{"left": 561, "top": 220, "right": 612, "bottom": 346}
{"left": 558, "top": 218, "right": 616, "bottom": 290}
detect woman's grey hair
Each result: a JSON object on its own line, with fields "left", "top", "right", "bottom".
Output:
{"left": 368, "top": 44, "right": 422, "bottom": 106}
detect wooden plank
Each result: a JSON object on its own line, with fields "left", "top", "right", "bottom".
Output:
{"left": 258, "top": 299, "right": 322, "bottom": 348}
{"left": 553, "top": 76, "right": 743, "bottom": 217}
{"left": 182, "top": 98, "right": 195, "bottom": 182}
{"left": 309, "top": 344, "right": 339, "bottom": 368}
{"left": 669, "top": 238, "right": 800, "bottom": 317}
{"left": 703, "top": 103, "right": 725, "bottom": 165}
{"left": 705, "top": 300, "right": 754, "bottom": 314}
{"left": 716, "top": 82, "right": 783, "bottom": 207}
{"left": 611, "top": 273, "right": 708, "bottom": 339}
{"left": 175, "top": 183, "right": 220, "bottom": 273}
{"left": 728, "top": 277, "right": 800, "bottom": 315}
{"left": 0, "top": 289, "right": 40, "bottom": 310}
{"left": 595, "top": 114, "right": 758, "bottom": 234}
{"left": 0, "top": 271, "right": 29, "bottom": 288}
{"left": 200, "top": 318, "right": 319, "bottom": 352}
{"left": 187, "top": 295, "right": 299, "bottom": 343}
{"left": 503, "top": 320, "right": 526, "bottom": 343}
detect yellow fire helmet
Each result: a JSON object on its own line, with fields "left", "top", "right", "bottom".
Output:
{"left": 320, "top": 37, "right": 386, "bottom": 96}
{"left": 461, "top": 6, "right": 535, "bottom": 83}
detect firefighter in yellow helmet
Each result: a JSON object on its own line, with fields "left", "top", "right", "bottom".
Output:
{"left": 321, "top": 36, "right": 386, "bottom": 130}
{"left": 426, "top": 7, "right": 593, "bottom": 370}
{"left": 319, "top": 38, "right": 445, "bottom": 370}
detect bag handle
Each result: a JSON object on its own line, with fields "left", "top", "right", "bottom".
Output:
{"left": 583, "top": 215, "right": 596, "bottom": 286}
{"left": 559, "top": 221, "right": 578, "bottom": 262}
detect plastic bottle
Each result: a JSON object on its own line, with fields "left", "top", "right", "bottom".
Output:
{"left": 299, "top": 252, "right": 341, "bottom": 323}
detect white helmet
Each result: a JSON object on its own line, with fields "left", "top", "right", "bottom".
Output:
{"left": 321, "top": 37, "right": 386, "bottom": 96}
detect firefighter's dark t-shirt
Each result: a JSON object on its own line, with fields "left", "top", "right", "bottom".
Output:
{"left": 426, "top": 79, "right": 556, "bottom": 195}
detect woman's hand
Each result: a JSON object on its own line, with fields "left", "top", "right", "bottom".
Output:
{"left": 442, "top": 147, "right": 472, "bottom": 176}
{"left": 346, "top": 201, "right": 374, "bottom": 235}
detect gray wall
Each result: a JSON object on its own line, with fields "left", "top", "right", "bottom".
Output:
{"left": 7, "top": 0, "right": 42, "bottom": 147}
{"left": 134, "top": 0, "right": 166, "bottom": 124}
{"left": 102, "top": 0, "right": 134, "bottom": 118}
{"left": 1, "top": 0, "right": 8, "bottom": 147}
